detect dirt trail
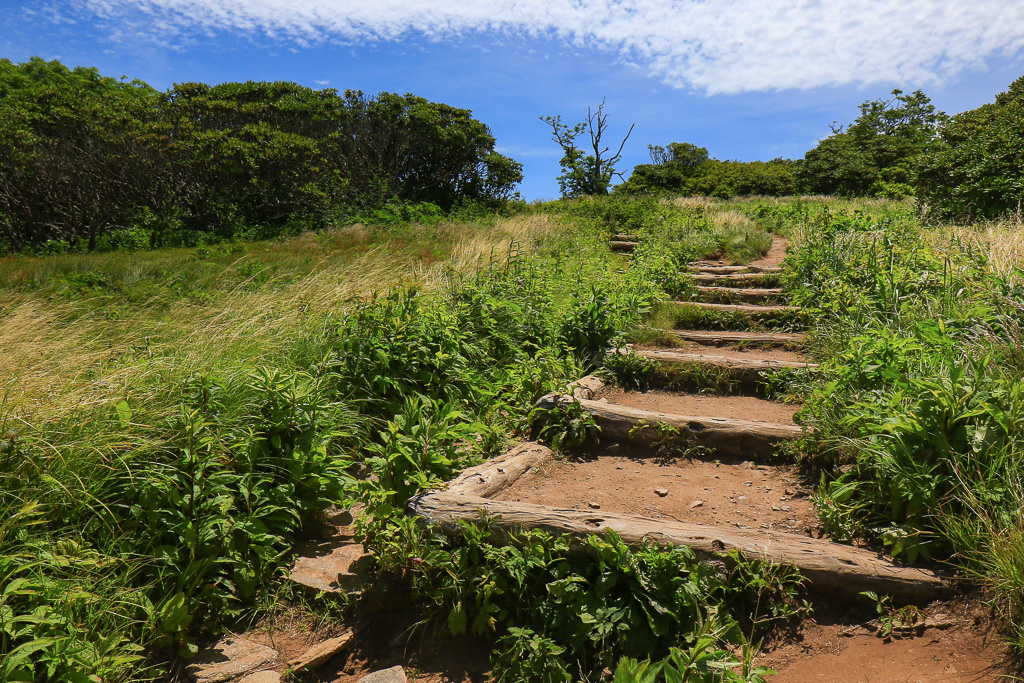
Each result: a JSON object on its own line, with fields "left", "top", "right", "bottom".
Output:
{"left": 284, "top": 235, "right": 1013, "bottom": 682}
{"left": 493, "top": 443, "right": 818, "bottom": 534}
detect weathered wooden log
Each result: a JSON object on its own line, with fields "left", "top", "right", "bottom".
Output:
{"left": 565, "top": 374, "right": 607, "bottom": 400}
{"left": 447, "top": 443, "right": 556, "bottom": 498}
{"left": 407, "top": 491, "right": 951, "bottom": 603}
{"left": 610, "top": 241, "right": 639, "bottom": 252}
{"left": 666, "top": 300, "right": 801, "bottom": 320}
{"left": 695, "top": 286, "right": 784, "bottom": 304}
{"left": 687, "top": 265, "right": 782, "bottom": 275}
{"left": 631, "top": 348, "right": 817, "bottom": 385}
{"left": 687, "top": 272, "right": 778, "bottom": 287}
{"left": 537, "top": 394, "right": 800, "bottom": 458}
{"left": 611, "top": 233, "right": 639, "bottom": 242}
{"left": 669, "top": 330, "right": 807, "bottom": 347}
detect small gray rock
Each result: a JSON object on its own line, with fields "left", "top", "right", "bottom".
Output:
{"left": 357, "top": 665, "right": 408, "bottom": 683}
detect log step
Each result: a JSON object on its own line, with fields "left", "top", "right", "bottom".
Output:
{"left": 670, "top": 330, "right": 808, "bottom": 347}
{"left": 537, "top": 393, "right": 800, "bottom": 459}
{"left": 631, "top": 348, "right": 817, "bottom": 384}
{"left": 695, "top": 285, "right": 784, "bottom": 304}
{"left": 666, "top": 301, "right": 801, "bottom": 320}
{"left": 688, "top": 272, "right": 777, "bottom": 287}
{"left": 407, "top": 490, "right": 950, "bottom": 603}
{"left": 611, "top": 233, "right": 639, "bottom": 242}
{"left": 610, "top": 240, "right": 639, "bottom": 252}
{"left": 688, "top": 264, "right": 782, "bottom": 275}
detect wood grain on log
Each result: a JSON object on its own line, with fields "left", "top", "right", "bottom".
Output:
{"left": 566, "top": 374, "right": 607, "bottom": 400}
{"left": 687, "top": 273, "right": 778, "bottom": 287}
{"left": 695, "top": 286, "right": 784, "bottom": 304}
{"left": 666, "top": 301, "right": 800, "bottom": 320}
{"left": 631, "top": 348, "right": 817, "bottom": 384}
{"left": 670, "top": 330, "right": 807, "bottom": 347}
{"left": 537, "top": 394, "right": 800, "bottom": 458}
{"left": 687, "top": 265, "right": 782, "bottom": 275}
{"left": 407, "top": 491, "right": 950, "bottom": 603}
{"left": 446, "top": 443, "right": 556, "bottom": 498}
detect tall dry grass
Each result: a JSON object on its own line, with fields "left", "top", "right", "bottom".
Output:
{"left": 0, "top": 214, "right": 561, "bottom": 428}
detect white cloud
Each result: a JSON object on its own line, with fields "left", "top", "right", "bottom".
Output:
{"left": 79, "top": 0, "right": 1024, "bottom": 93}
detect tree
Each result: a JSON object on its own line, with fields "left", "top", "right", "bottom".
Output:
{"left": 796, "top": 89, "right": 946, "bottom": 197}
{"left": 541, "top": 99, "right": 634, "bottom": 197}
{"left": 0, "top": 57, "right": 164, "bottom": 252}
{"left": 615, "top": 142, "right": 796, "bottom": 198}
{"left": 916, "top": 75, "right": 1024, "bottom": 220}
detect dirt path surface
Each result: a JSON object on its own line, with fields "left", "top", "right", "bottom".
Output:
{"left": 492, "top": 444, "right": 818, "bottom": 534}
{"left": 752, "top": 237, "right": 789, "bottom": 268}
{"left": 761, "top": 599, "right": 1014, "bottom": 682}
{"left": 596, "top": 387, "right": 801, "bottom": 424}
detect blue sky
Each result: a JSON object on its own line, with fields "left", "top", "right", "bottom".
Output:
{"left": 4, "top": 1, "right": 1024, "bottom": 200}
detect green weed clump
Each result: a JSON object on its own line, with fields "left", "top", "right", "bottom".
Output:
{"left": 780, "top": 201, "right": 1024, "bottom": 651}
{"left": 372, "top": 520, "right": 800, "bottom": 683}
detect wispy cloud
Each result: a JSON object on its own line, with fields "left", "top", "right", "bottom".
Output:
{"left": 77, "top": 0, "right": 1024, "bottom": 93}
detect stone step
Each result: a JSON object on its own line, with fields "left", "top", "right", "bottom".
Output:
{"left": 695, "top": 285, "right": 784, "bottom": 304}
{"left": 669, "top": 329, "right": 807, "bottom": 347}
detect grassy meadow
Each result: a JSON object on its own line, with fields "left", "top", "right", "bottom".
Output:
{"left": 2, "top": 196, "right": 1023, "bottom": 680}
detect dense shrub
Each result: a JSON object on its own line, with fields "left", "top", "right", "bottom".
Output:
{"left": 916, "top": 75, "right": 1024, "bottom": 220}
{"left": 0, "top": 58, "right": 523, "bottom": 254}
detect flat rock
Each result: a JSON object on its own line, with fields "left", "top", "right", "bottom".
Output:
{"left": 290, "top": 540, "right": 374, "bottom": 594}
{"left": 357, "top": 665, "right": 408, "bottom": 683}
{"left": 654, "top": 488, "right": 668, "bottom": 497}
{"left": 186, "top": 636, "right": 278, "bottom": 683}
{"left": 238, "top": 673, "right": 281, "bottom": 683}
{"left": 288, "top": 631, "right": 354, "bottom": 672}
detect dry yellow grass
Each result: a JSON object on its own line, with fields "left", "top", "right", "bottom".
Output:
{"left": 0, "top": 214, "right": 561, "bottom": 427}
{"left": 938, "top": 218, "right": 1024, "bottom": 282}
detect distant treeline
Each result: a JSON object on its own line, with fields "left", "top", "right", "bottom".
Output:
{"left": 0, "top": 58, "right": 523, "bottom": 253}
{"left": 619, "top": 78, "right": 1024, "bottom": 221}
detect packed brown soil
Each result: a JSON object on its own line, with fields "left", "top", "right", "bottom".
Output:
{"left": 492, "top": 444, "right": 818, "bottom": 534}
{"left": 752, "top": 237, "right": 788, "bottom": 268}
{"left": 596, "top": 387, "right": 801, "bottom": 424}
{"left": 761, "top": 598, "right": 1015, "bottom": 682}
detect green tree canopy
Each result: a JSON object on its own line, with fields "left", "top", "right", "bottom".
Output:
{"left": 796, "top": 89, "right": 947, "bottom": 198}
{"left": 916, "top": 75, "right": 1024, "bottom": 220}
{"left": 0, "top": 58, "right": 522, "bottom": 254}
{"left": 615, "top": 142, "right": 796, "bottom": 198}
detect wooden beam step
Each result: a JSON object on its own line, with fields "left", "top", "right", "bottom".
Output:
{"left": 688, "top": 272, "right": 777, "bottom": 286}
{"left": 537, "top": 394, "right": 800, "bottom": 459}
{"left": 666, "top": 300, "right": 801, "bottom": 320}
{"left": 407, "top": 491, "right": 951, "bottom": 603}
{"left": 670, "top": 330, "right": 807, "bottom": 347}
{"left": 688, "top": 264, "right": 782, "bottom": 274}
{"left": 631, "top": 348, "right": 817, "bottom": 384}
{"left": 610, "top": 240, "right": 639, "bottom": 252}
{"left": 695, "top": 285, "right": 784, "bottom": 304}
{"left": 611, "top": 233, "right": 639, "bottom": 242}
